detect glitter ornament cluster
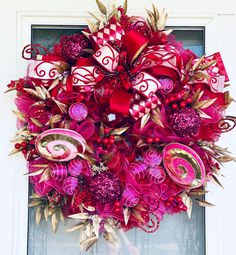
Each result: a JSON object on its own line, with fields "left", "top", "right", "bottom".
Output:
{"left": 7, "top": 1, "right": 236, "bottom": 253}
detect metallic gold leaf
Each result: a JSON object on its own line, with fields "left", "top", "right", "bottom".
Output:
{"left": 35, "top": 207, "right": 42, "bottom": 225}
{"left": 30, "top": 117, "right": 43, "bottom": 128}
{"left": 194, "top": 98, "right": 216, "bottom": 109}
{"left": 197, "top": 109, "right": 211, "bottom": 119}
{"left": 152, "top": 3, "right": 159, "bottom": 22}
{"left": 53, "top": 99, "right": 68, "bottom": 113}
{"left": 151, "top": 109, "right": 164, "bottom": 127}
{"left": 209, "top": 175, "right": 224, "bottom": 189}
{"left": 196, "top": 199, "right": 215, "bottom": 207}
{"left": 12, "top": 110, "right": 26, "bottom": 122}
{"left": 189, "top": 189, "right": 209, "bottom": 196}
{"left": 30, "top": 193, "right": 42, "bottom": 199}
{"left": 24, "top": 88, "right": 42, "bottom": 99}
{"left": 193, "top": 71, "right": 208, "bottom": 80}
{"left": 123, "top": 207, "right": 131, "bottom": 225}
{"left": 44, "top": 205, "right": 49, "bottom": 222}
{"left": 111, "top": 126, "right": 129, "bottom": 135}
{"left": 28, "top": 200, "right": 42, "bottom": 207}
{"left": 24, "top": 168, "right": 45, "bottom": 176}
{"left": 201, "top": 60, "right": 217, "bottom": 71}
{"left": 140, "top": 112, "right": 150, "bottom": 130}
{"left": 39, "top": 168, "right": 50, "bottom": 183}
{"left": 8, "top": 148, "right": 21, "bottom": 156}
{"left": 92, "top": 215, "right": 101, "bottom": 238}
{"left": 48, "top": 78, "right": 59, "bottom": 91}
{"left": 123, "top": 0, "right": 128, "bottom": 14}
{"left": 66, "top": 223, "right": 85, "bottom": 233}
{"left": 86, "top": 19, "right": 98, "bottom": 33}
{"left": 51, "top": 212, "right": 59, "bottom": 232}
{"left": 95, "top": 0, "right": 107, "bottom": 15}
{"left": 82, "top": 31, "right": 90, "bottom": 39}
{"left": 68, "top": 213, "right": 90, "bottom": 220}
{"left": 60, "top": 210, "right": 65, "bottom": 224}
{"left": 84, "top": 237, "right": 98, "bottom": 252}
{"left": 193, "top": 55, "right": 205, "bottom": 71}
{"left": 88, "top": 11, "right": 101, "bottom": 22}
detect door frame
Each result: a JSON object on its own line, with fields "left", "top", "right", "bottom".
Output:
{"left": 14, "top": 10, "right": 223, "bottom": 255}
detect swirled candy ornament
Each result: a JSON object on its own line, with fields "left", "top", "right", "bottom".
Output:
{"left": 163, "top": 143, "right": 205, "bottom": 188}
{"left": 68, "top": 103, "right": 88, "bottom": 122}
{"left": 35, "top": 128, "right": 87, "bottom": 162}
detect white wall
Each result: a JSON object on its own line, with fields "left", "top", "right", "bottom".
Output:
{"left": 1, "top": 1, "right": 236, "bottom": 255}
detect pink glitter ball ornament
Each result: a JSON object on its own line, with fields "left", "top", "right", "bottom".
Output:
{"left": 88, "top": 172, "right": 122, "bottom": 203}
{"left": 169, "top": 107, "right": 201, "bottom": 137}
{"left": 60, "top": 34, "right": 89, "bottom": 64}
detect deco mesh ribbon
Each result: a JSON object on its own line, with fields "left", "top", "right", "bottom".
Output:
{"left": 7, "top": 1, "right": 236, "bottom": 253}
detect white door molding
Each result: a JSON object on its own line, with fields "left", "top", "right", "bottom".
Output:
{"left": 14, "top": 10, "right": 233, "bottom": 255}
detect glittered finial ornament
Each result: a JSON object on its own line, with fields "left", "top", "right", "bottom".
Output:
{"left": 89, "top": 172, "right": 122, "bottom": 203}
{"left": 169, "top": 107, "right": 201, "bottom": 137}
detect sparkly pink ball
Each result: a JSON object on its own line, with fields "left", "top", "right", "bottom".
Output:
{"left": 170, "top": 107, "right": 201, "bottom": 137}
{"left": 60, "top": 34, "right": 89, "bottom": 64}
{"left": 88, "top": 172, "right": 122, "bottom": 203}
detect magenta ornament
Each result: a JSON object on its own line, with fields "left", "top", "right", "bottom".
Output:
{"left": 129, "top": 161, "right": 147, "bottom": 179}
{"left": 122, "top": 189, "right": 139, "bottom": 207}
{"left": 50, "top": 163, "right": 68, "bottom": 181}
{"left": 62, "top": 176, "right": 79, "bottom": 196}
{"left": 143, "top": 148, "right": 162, "bottom": 166}
{"left": 68, "top": 103, "right": 88, "bottom": 122}
{"left": 68, "top": 158, "right": 83, "bottom": 176}
{"left": 147, "top": 166, "right": 166, "bottom": 184}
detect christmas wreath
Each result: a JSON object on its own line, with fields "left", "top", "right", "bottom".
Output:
{"left": 7, "top": 0, "right": 236, "bottom": 252}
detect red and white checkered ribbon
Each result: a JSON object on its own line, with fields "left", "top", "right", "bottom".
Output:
{"left": 129, "top": 94, "right": 161, "bottom": 120}
{"left": 90, "top": 19, "right": 125, "bottom": 48}
{"left": 188, "top": 53, "right": 229, "bottom": 93}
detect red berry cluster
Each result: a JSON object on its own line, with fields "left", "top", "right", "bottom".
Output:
{"left": 96, "top": 128, "right": 115, "bottom": 152}
{"left": 164, "top": 91, "right": 192, "bottom": 110}
{"left": 146, "top": 137, "right": 160, "bottom": 144}
{"left": 113, "top": 200, "right": 121, "bottom": 213}
{"left": 14, "top": 139, "right": 35, "bottom": 155}
{"left": 165, "top": 196, "right": 188, "bottom": 213}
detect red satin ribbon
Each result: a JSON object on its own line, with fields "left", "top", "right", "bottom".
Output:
{"left": 109, "top": 89, "right": 133, "bottom": 116}
{"left": 122, "top": 30, "right": 149, "bottom": 64}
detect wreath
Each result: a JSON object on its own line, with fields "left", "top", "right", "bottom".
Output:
{"left": 7, "top": 0, "right": 236, "bottom": 252}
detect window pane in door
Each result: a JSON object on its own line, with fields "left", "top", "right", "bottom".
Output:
{"left": 28, "top": 26, "right": 205, "bottom": 255}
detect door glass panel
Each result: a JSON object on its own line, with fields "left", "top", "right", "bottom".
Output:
{"left": 28, "top": 25, "right": 205, "bottom": 255}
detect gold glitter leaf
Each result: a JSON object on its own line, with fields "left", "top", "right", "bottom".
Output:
{"left": 141, "top": 112, "right": 150, "bottom": 130}
{"left": 95, "top": 0, "right": 107, "bottom": 15}
{"left": 66, "top": 223, "right": 85, "bottom": 233}
{"left": 196, "top": 199, "right": 215, "bottom": 207}
{"left": 209, "top": 175, "right": 224, "bottom": 189}
{"left": 35, "top": 207, "right": 42, "bottom": 225}
{"left": 51, "top": 212, "right": 59, "bottom": 232}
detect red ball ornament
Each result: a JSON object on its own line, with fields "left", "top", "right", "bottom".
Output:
{"left": 180, "top": 101, "right": 187, "bottom": 108}
{"left": 146, "top": 137, "right": 153, "bottom": 144}
{"left": 15, "top": 143, "right": 21, "bottom": 149}
{"left": 21, "top": 141, "right": 27, "bottom": 148}
{"left": 171, "top": 103, "right": 179, "bottom": 110}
